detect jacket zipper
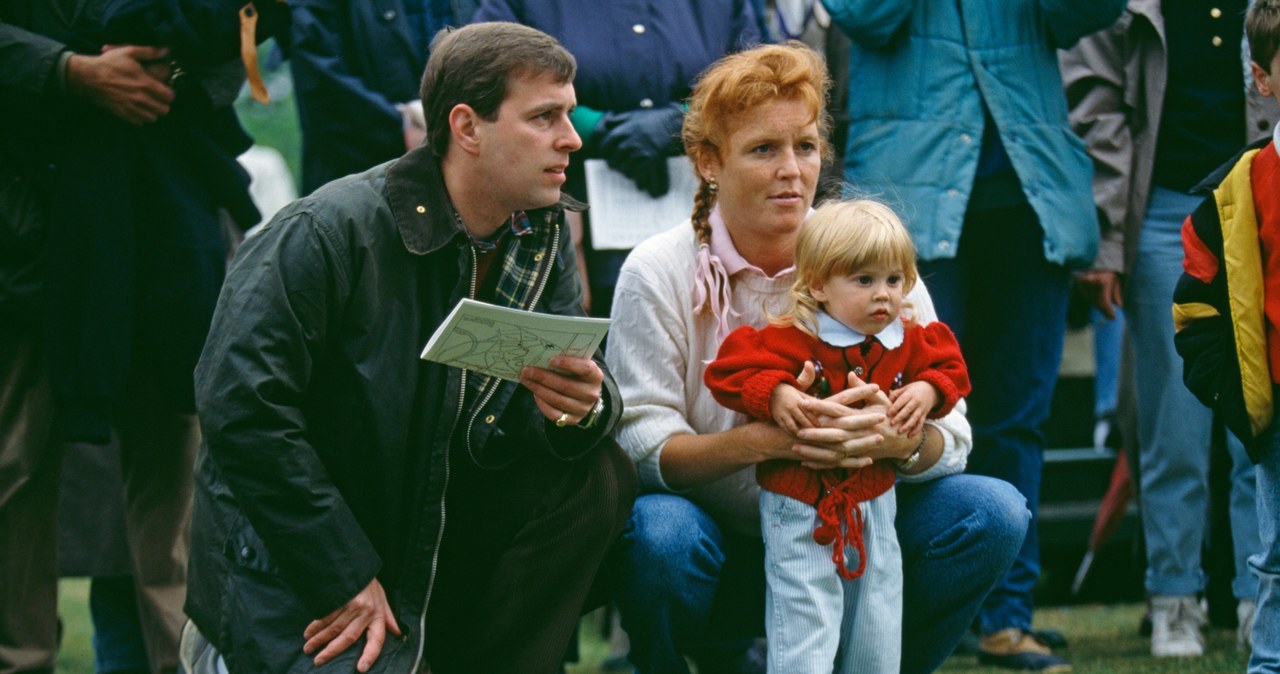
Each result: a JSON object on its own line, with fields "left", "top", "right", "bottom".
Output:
{"left": 409, "top": 244, "right": 479, "bottom": 673}
{"left": 463, "top": 222, "right": 561, "bottom": 459}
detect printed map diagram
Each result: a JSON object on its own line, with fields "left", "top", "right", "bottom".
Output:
{"left": 421, "top": 299, "right": 611, "bottom": 381}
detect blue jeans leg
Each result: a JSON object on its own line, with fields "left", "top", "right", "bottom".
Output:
{"left": 918, "top": 202, "right": 1068, "bottom": 635}
{"left": 1249, "top": 400, "right": 1280, "bottom": 673}
{"left": 1228, "top": 431, "right": 1263, "bottom": 601}
{"left": 1091, "top": 307, "right": 1124, "bottom": 419}
{"left": 896, "top": 474, "right": 1029, "bottom": 674}
{"left": 614, "top": 476, "right": 1028, "bottom": 674}
{"left": 611, "top": 493, "right": 764, "bottom": 674}
{"left": 89, "top": 575, "right": 149, "bottom": 674}
{"left": 1128, "top": 186, "right": 1265, "bottom": 598}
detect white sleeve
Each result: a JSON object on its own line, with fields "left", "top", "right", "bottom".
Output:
{"left": 606, "top": 249, "right": 696, "bottom": 493}
{"left": 897, "top": 280, "right": 972, "bottom": 482}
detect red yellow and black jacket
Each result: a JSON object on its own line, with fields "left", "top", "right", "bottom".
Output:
{"left": 1174, "top": 137, "right": 1279, "bottom": 462}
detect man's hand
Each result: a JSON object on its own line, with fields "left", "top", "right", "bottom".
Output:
{"left": 888, "top": 381, "right": 940, "bottom": 436}
{"left": 302, "top": 578, "right": 401, "bottom": 673}
{"left": 520, "top": 355, "right": 604, "bottom": 426}
{"left": 1076, "top": 269, "right": 1124, "bottom": 320}
{"left": 65, "top": 45, "right": 174, "bottom": 126}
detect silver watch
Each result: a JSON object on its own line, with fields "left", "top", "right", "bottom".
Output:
{"left": 576, "top": 396, "right": 606, "bottom": 429}
{"left": 895, "top": 431, "right": 926, "bottom": 472}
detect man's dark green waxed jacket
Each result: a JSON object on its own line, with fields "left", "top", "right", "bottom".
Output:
{"left": 186, "top": 143, "right": 622, "bottom": 674}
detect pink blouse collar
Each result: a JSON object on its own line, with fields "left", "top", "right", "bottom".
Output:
{"left": 693, "top": 205, "right": 804, "bottom": 343}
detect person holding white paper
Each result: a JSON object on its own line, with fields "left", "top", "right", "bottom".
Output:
{"left": 181, "top": 23, "right": 635, "bottom": 674}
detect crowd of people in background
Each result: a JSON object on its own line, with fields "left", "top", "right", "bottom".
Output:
{"left": 5, "top": 1, "right": 1280, "bottom": 673}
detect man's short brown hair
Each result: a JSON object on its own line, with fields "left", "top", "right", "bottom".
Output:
{"left": 1249, "top": 0, "right": 1280, "bottom": 72}
{"left": 420, "top": 22, "right": 576, "bottom": 159}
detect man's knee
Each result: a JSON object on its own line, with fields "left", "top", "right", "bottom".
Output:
{"left": 571, "top": 439, "right": 638, "bottom": 542}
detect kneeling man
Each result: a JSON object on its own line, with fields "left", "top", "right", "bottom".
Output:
{"left": 182, "top": 22, "right": 635, "bottom": 674}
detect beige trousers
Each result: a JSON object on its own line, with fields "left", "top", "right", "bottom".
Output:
{"left": 0, "top": 323, "right": 196, "bottom": 674}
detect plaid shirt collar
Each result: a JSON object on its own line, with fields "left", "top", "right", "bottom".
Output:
{"left": 384, "top": 144, "right": 583, "bottom": 258}
{"left": 466, "top": 210, "right": 535, "bottom": 254}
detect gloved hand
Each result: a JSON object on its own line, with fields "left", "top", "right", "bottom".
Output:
{"left": 596, "top": 103, "right": 685, "bottom": 197}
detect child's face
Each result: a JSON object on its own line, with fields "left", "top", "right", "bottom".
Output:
{"left": 811, "top": 264, "right": 906, "bottom": 336}
{"left": 1251, "top": 52, "right": 1280, "bottom": 104}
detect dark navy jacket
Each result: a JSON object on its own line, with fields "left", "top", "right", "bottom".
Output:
{"left": 289, "top": 0, "right": 478, "bottom": 194}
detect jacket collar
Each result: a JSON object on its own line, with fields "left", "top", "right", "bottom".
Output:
{"left": 1192, "top": 135, "right": 1274, "bottom": 194}
{"left": 1117, "top": 0, "right": 1162, "bottom": 53}
{"left": 1128, "top": 0, "right": 1162, "bottom": 34}
{"left": 383, "top": 144, "right": 584, "bottom": 256}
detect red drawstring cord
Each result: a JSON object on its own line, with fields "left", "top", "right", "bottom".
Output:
{"left": 812, "top": 476, "right": 869, "bottom": 581}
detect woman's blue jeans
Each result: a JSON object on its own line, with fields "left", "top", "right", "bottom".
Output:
{"left": 611, "top": 474, "right": 1028, "bottom": 674}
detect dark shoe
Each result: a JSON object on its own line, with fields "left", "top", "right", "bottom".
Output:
{"left": 978, "top": 629, "right": 1072, "bottom": 672}
{"left": 1032, "top": 628, "right": 1068, "bottom": 650}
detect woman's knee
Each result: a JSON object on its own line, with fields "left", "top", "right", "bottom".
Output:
{"left": 899, "top": 474, "right": 1029, "bottom": 560}
{"left": 970, "top": 476, "right": 1031, "bottom": 550}
{"left": 617, "top": 494, "right": 728, "bottom": 585}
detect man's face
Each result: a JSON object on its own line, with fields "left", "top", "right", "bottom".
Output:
{"left": 474, "top": 73, "right": 582, "bottom": 213}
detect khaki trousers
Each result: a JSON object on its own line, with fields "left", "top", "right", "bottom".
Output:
{"left": 0, "top": 323, "right": 196, "bottom": 674}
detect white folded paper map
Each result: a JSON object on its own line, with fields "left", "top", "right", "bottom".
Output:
{"left": 420, "top": 299, "right": 611, "bottom": 381}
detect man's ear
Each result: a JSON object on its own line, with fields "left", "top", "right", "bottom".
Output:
{"left": 449, "top": 103, "right": 483, "bottom": 156}
{"left": 1252, "top": 61, "right": 1274, "bottom": 97}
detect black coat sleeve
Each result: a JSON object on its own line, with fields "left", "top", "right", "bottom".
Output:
{"left": 194, "top": 206, "right": 382, "bottom": 616}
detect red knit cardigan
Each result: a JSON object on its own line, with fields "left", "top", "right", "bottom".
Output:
{"left": 705, "top": 319, "right": 970, "bottom": 578}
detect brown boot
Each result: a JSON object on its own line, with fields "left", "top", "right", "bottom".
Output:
{"left": 977, "top": 628, "right": 1072, "bottom": 672}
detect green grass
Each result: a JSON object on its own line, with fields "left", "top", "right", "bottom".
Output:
{"left": 54, "top": 581, "right": 1245, "bottom": 674}
{"left": 56, "top": 579, "right": 94, "bottom": 674}
{"left": 232, "top": 41, "right": 303, "bottom": 190}
{"left": 937, "top": 604, "right": 1247, "bottom": 673}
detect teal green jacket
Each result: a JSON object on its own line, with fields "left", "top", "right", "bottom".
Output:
{"left": 825, "top": 0, "right": 1124, "bottom": 268}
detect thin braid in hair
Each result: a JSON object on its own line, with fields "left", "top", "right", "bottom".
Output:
{"left": 691, "top": 180, "right": 717, "bottom": 245}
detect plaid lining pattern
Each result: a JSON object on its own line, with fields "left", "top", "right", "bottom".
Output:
{"left": 492, "top": 210, "right": 557, "bottom": 310}
{"left": 465, "top": 209, "right": 560, "bottom": 398}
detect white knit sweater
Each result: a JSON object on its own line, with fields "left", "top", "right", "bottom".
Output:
{"left": 607, "top": 223, "right": 973, "bottom": 536}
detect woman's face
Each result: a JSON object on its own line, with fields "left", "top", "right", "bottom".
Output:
{"left": 698, "top": 98, "right": 821, "bottom": 248}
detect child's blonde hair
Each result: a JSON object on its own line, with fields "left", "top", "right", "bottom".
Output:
{"left": 775, "top": 200, "right": 918, "bottom": 337}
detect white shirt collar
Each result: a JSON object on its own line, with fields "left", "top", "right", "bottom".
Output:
{"left": 815, "top": 311, "right": 905, "bottom": 349}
